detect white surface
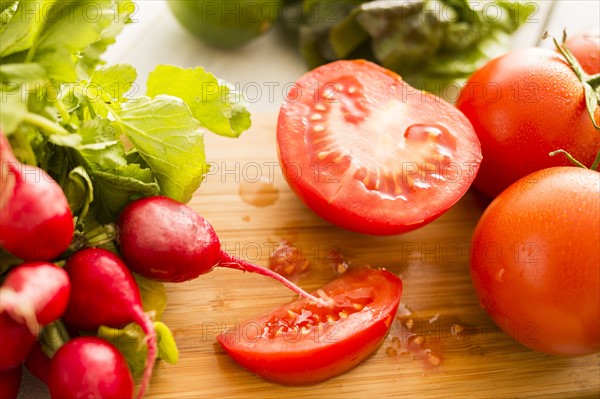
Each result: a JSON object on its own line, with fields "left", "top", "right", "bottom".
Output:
{"left": 102, "top": 1, "right": 600, "bottom": 113}
{"left": 103, "top": 1, "right": 306, "bottom": 113}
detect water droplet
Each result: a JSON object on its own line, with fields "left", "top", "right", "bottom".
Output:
{"left": 239, "top": 177, "right": 279, "bottom": 207}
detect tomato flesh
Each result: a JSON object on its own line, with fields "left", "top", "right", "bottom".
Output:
{"left": 217, "top": 267, "right": 402, "bottom": 384}
{"left": 470, "top": 167, "right": 600, "bottom": 356}
{"left": 277, "top": 60, "right": 482, "bottom": 235}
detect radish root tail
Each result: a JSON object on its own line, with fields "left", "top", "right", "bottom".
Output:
{"left": 133, "top": 308, "right": 157, "bottom": 399}
{"left": 218, "top": 251, "right": 334, "bottom": 307}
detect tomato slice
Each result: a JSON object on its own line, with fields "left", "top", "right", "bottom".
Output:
{"left": 217, "top": 267, "right": 402, "bottom": 385}
{"left": 277, "top": 60, "right": 482, "bottom": 235}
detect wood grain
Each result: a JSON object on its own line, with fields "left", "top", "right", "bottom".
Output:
{"left": 147, "top": 114, "right": 599, "bottom": 399}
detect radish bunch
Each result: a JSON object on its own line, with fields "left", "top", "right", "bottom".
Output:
{"left": 1, "top": 131, "right": 331, "bottom": 398}
{"left": 1, "top": 133, "right": 155, "bottom": 399}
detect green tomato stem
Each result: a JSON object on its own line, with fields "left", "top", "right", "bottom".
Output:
{"left": 590, "top": 151, "right": 600, "bottom": 171}
{"left": 549, "top": 149, "right": 588, "bottom": 168}
{"left": 551, "top": 32, "right": 600, "bottom": 130}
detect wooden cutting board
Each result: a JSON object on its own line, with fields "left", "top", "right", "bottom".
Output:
{"left": 146, "top": 113, "right": 599, "bottom": 399}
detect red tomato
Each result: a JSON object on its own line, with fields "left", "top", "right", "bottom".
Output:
{"left": 565, "top": 32, "right": 600, "bottom": 75}
{"left": 470, "top": 167, "right": 600, "bottom": 356}
{"left": 456, "top": 48, "right": 600, "bottom": 198}
{"left": 217, "top": 267, "right": 402, "bottom": 384}
{"left": 277, "top": 60, "right": 482, "bottom": 235}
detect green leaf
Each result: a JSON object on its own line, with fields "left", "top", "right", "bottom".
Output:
{"left": 78, "top": 0, "right": 135, "bottom": 74}
{"left": 63, "top": 166, "right": 94, "bottom": 223}
{"left": 0, "top": 63, "right": 48, "bottom": 133}
{"left": 117, "top": 95, "right": 208, "bottom": 203}
{"left": 89, "top": 64, "right": 137, "bottom": 103}
{"left": 0, "top": 62, "right": 47, "bottom": 84}
{"left": 31, "top": 0, "right": 125, "bottom": 82}
{"left": 155, "top": 322, "right": 179, "bottom": 364}
{"left": 146, "top": 65, "right": 251, "bottom": 138}
{"left": 355, "top": 0, "right": 447, "bottom": 73}
{"left": 47, "top": 132, "right": 82, "bottom": 147}
{"left": 0, "top": 0, "right": 58, "bottom": 58}
{"left": 329, "top": 7, "right": 369, "bottom": 59}
{"left": 98, "top": 321, "right": 179, "bottom": 378}
{"left": 93, "top": 165, "right": 159, "bottom": 221}
{"left": 72, "top": 118, "right": 160, "bottom": 222}
{"left": 134, "top": 274, "right": 167, "bottom": 321}
{"left": 0, "top": 89, "right": 27, "bottom": 133}
{"left": 298, "top": 0, "right": 534, "bottom": 97}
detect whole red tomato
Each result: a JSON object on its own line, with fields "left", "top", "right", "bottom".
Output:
{"left": 565, "top": 32, "right": 600, "bottom": 74}
{"left": 470, "top": 167, "right": 600, "bottom": 356}
{"left": 456, "top": 47, "right": 600, "bottom": 198}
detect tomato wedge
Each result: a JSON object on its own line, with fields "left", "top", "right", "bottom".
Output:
{"left": 277, "top": 60, "right": 482, "bottom": 235}
{"left": 217, "top": 267, "right": 402, "bottom": 385}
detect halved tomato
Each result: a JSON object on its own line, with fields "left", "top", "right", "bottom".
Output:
{"left": 277, "top": 60, "right": 482, "bottom": 235}
{"left": 217, "top": 267, "right": 402, "bottom": 385}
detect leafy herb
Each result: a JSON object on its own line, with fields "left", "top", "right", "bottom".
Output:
{"left": 0, "top": 0, "right": 251, "bottom": 232}
{"left": 0, "top": 0, "right": 252, "bottom": 375}
{"left": 294, "top": 0, "right": 536, "bottom": 98}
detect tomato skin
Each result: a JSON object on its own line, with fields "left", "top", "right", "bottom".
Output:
{"left": 217, "top": 267, "right": 402, "bottom": 384}
{"left": 278, "top": 60, "right": 481, "bottom": 235}
{"left": 470, "top": 167, "right": 600, "bottom": 356}
{"left": 456, "top": 48, "right": 600, "bottom": 198}
{"left": 565, "top": 32, "right": 600, "bottom": 75}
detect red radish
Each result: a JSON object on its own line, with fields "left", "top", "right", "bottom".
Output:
{"left": 24, "top": 343, "right": 51, "bottom": 385}
{"left": 118, "top": 196, "right": 332, "bottom": 306}
{"left": 0, "top": 313, "right": 36, "bottom": 371}
{"left": 61, "top": 248, "right": 156, "bottom": 399}
{"left": 48, "top": 337, "right": 134, "bottom": 399}
{"left": 0, "top": 366, "right": 22, "bottom": 399}
{"left": 0, "top": 262, "right": 70, "bottom": 331}
{"left": 0, "top": 133, "right": 74, "bottom": 261}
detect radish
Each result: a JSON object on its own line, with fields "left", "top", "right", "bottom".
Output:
{"left": 118, "top": 196, "right": 331, "bottom": 306}
{"left": 61, "top": 248, "right": 156, "bottom": 399}
{"left": 48, "top": 337, "right": 134, "bottom": 399}
{"left": 0, "top": 365, "right": 22, "bottom": 399}
{"left": 0, "top": 262, "right": 70, "bottom": 332}
{"left": 0, "top": 133, "right": 74, "bottom": 261}
{"left": 0, "top": 313, "right": 35, "bottom": 371}
{"left": 24, "top": 342, "right": 51, "bottom": 385}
